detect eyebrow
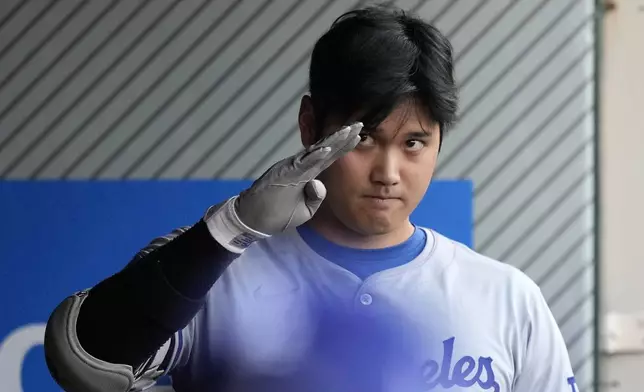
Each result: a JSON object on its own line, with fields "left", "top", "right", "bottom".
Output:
{"left": 365, "top": 125, "right": 433, "bottom": 139}
{"left": 406, "top": 130, "right": 432, "bottom": 138}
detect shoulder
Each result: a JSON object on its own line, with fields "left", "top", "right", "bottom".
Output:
{"left": 239, "top": 229, "right": 304, "bottom": 264}
{"left": 429, "top": 229, "right": 543, "bottom": 303}
{"left": 215, "top": 229, "right": 305, "bottom": 288}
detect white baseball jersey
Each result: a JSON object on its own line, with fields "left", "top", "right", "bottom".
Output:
{"left": 135, "top": 227, "right": 577, "bottom": 392}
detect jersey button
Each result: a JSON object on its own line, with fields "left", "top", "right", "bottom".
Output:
{"left": 359, "top": 293, "right": 373, "bottom": 306}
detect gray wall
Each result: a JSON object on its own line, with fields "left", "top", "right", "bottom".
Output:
{"left": 0, "top": 0, "right": 597, "bottom": 390}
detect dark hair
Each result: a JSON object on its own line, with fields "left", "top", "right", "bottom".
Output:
{"left": 309, "top": 4, "right": 458, "bottom": 146}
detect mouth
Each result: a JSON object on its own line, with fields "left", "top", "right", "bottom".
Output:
{"left": 363, "top": 195, "right": 401, "bottom": 208}
{"left": 364, "top": 195, "right": 400, "bottom": 201}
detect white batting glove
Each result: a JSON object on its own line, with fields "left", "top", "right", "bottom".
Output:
{"left": 205, "top": 122, "right": 363, "bottom": 253}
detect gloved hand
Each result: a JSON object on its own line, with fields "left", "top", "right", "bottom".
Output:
{"left": 205, "top": 122, "right": 363, "bottom": 253}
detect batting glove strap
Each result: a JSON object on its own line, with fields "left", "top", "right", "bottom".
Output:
{"left": 204, "top": 196, "right": 270, "bottom": 254}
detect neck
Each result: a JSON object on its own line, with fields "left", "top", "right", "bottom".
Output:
{"left": 308, "top": 213, "right": 415, "bottom": 249}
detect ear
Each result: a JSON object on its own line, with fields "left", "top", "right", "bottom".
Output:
{"left": 299, "top": 95, "right": 316, "bottom": 147}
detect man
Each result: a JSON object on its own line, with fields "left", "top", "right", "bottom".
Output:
{"left": 44, "top": 4, "right": 577, "bottom": 392}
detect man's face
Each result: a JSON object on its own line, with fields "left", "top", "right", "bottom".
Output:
{"left": 303, "top": 99, "right": 440, "bottom": 237}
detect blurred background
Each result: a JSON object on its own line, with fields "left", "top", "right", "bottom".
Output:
{"left": 0, "top": 0, "right": 639, "bottom": 391}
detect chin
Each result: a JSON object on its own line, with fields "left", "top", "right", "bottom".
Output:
{"left": 328, "top": 202, "right": 407, "bottom": 236}
{"left": 351, "top": 215, "right": 401, "bottom": 236}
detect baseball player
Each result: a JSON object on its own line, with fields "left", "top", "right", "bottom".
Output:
{"left": 44, "top": 5, "right": 577, "bottom": 392}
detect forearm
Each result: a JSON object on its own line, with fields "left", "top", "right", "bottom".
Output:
{"left": 76, "top": 220, "right": 238, "bottom": 368}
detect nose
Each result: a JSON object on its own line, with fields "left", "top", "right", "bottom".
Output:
{"left": 370, "top": 150, "right": 401, "bottom": 186}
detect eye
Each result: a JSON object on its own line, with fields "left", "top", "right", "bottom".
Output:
{"left": 405, "top": 139, "right": 426, "bottom": 152}
{"left": 358, "top": 133, "right": 375, "bottom": 146}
